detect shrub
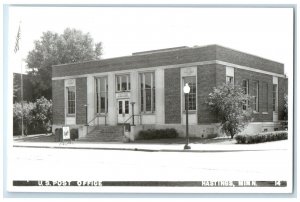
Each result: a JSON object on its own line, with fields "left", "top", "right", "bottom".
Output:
{"left": 137, "top": 128, "right": 179, "bottom": 140}
{"left": 13, "top": 102, "right": 35, "bottom": 135}
{"left": 13, "top": 97, "right": 52, "bottom": 135}
{"left": 235, "top": 131, "right": 288, "bottom": 144}
{"left": 206, "top": 133, "right": 218, "bottom": 139}
{"left": 206, "top": 83, "right": 253, "bottom": 139}
{"left": 54, "top": 128, "right": 63, "bottom": 142}
{"left": 70, "top": 128, "right": 79, "bottom": 140}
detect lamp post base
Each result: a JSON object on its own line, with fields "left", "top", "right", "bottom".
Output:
{"left": 184, "top": 144, "right": 191, "bottom": 150}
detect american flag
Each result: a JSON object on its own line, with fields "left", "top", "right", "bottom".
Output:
{"left": 14, "top": 24, "right": 21, "bottom": 53}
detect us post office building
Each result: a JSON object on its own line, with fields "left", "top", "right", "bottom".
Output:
{"left": 52, "top": 45, "right": 288, "bottom": 141}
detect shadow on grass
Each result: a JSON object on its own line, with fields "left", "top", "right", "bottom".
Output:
{"left": 13, "top": 134, "right": 57, "bottom": 142}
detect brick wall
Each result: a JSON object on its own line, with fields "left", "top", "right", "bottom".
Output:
{"left": 76, "top": 78, "right": 87, "bottom": 124}
{"left": 197, "top": 64, "right": 218, "bottom": 124}
{"left": 53, "top": 45, "right": 217, "bottom": 78}
{"left": 234, "top": 68, "right": 273, "bottom": 122}
{"left": 53, "top": 45, "right": 284, "bottom": 78}
{"left": 164, "top": 68, "right": 181, "bottom": 123}
{"left": 215, "top": 64, "right": 226, "bottom": 87}
{"left": 216, "top": 46, "right": 284, "bottom": 74}
{"left": 52, "top": 80, "right": 65, "bottom": 124}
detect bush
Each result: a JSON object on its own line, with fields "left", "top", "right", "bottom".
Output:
{"left": 54, "top": 128, "right": 63, "bottom": 142}
{"left": 206, "top": 133, "right": 218, "bottom": 139}
{"left": 13, "top": 97, "right": 52, "bottom": 135}
{"left": 137, "top": 128, "right": 179, "bottom": 140}
{"left": 206, "top": 83, "right": 253, "bottom": 139}
{"left": 235, "top": 131, "right": 288, "bottom": 144}
{"left": 70, "top": 128, "right": 79, "bottom": 140}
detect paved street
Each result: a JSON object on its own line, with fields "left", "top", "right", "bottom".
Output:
{"left": 9, "top": 146, "right": 291, "bottom": 182}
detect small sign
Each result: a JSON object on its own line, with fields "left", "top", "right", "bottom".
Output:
{"left": 181, "top": 67, "right": 197, "bottom": 77}
{"left": 65, "top": 79, "right": 75, "bottom": 87}
{"left": 62, "top": 127, "right": 70, "bottom": 140}
{"left": 116, "top": 92, "right": 130, "bottom": 99}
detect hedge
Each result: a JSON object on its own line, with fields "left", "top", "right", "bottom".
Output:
{"left": 235, "top": 131, "right": 288, "bottom": 144}
{"left": 70, "top": 128, "right": 79, "bottom": 140}
{"left": 137, "top": 128, "right": 179, "bottom": 140}
{"left": 54, "top": 128, "right": 63, "bottom": 142}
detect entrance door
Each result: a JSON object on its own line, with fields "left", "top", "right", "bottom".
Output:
{"left": 117, "top": 99, "right": 130, "bottom": 123}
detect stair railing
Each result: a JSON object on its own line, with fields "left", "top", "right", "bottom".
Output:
{"left": 86, "top": 114, "right": 107, "bottom": 135}
{"left": 122, "top": 114, "right": 141, "bottom": 138}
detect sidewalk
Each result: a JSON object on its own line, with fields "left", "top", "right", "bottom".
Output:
{"left": 13, "top": 139, "right": 289, "bottom": 153}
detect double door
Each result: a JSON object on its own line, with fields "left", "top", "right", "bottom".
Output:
{"left": 117, "top": 99, "right": 130, "bottom": 123}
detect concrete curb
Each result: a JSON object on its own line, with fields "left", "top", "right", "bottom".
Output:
{"left": 13, "top": 144, "right": 287, "bottom": 153}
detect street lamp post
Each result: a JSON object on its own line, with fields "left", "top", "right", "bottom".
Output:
{"left": 183, "top": 83, "right": 191, "bottom": 150}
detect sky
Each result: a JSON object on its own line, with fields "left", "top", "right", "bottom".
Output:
{"left": 8, "top": 6, "right": 293, "bottom": 79}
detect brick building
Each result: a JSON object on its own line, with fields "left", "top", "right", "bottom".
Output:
{"left": 52, "top": 45, "right": 287, "bottom": 140}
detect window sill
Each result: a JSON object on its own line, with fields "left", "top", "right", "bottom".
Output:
{"left": 140, "top": 112, "right": 156, "bottom": 115}
{"left": 253, "top": 111, "right": 259, "bottom": 114}
{"left": 262, "top": 112, "right": 269, "bottom": 114}
{"left": 66, "top": 114, "right": 75, "bottom": 117}
{"left": 96, "top": 113, "right": 107, "bottom": 117}
{"left": 116, "top": 90, "right": 131, "bottom": 93}
{"left": 183, "top": 110, "right": 197, "bottom": 114}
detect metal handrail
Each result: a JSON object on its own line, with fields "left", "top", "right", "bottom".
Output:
{"left": 85, "top": 114, "right": 108, "bottom": 136}
{"left": 123, "top": 114, "right": 141, "bottom": 125}
{"left": 87, "top": 114, "right": 107, "bottom": 126}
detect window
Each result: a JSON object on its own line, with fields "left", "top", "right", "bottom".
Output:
{"left": 183, "top": 76, "right": 196, "bottom": 111}
{"left": 116, "top": 74, "right": 130, "bottom": 92}
{"left": 261, "top": 82, "right": 268, "bottom": 112}
{"left": 226, "top": 76, "right": 234, "bottom": 84}
{"left": 226, "top": 66, "right": 234, "bottom": 84}
{"left": 253, "top": 81, "right": 259, "bottom": 112}
{"left": 139, "top": 72, "right": 155, "bottom": 113}
{"left": 273, "top": 84, "right": 278, "bottom": 112}
{"left": 242, "top": 80, "right": 249, "bottom": 110}
{"left": 95, "top": 77, "right": 108, "bottom": 114}
{"left": 67, "top": 86, "right": 75, "bottom": 115}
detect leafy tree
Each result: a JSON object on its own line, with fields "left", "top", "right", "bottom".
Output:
{"left": 206, "top": 83, "right": 253, "bottom": 139}
{"left": 283, "top": 93, "right": 288, "bottom": 120}
{"left": 13, "top": 97, "right": 52, "bottom": 135}
{"left": 13, "top": 101, "right": 35, "bottom": 135}
{"left": 13, "top": 73, "right": 34, "bottom": 103}
{"left": 31, "top": 97, "right": 53, "bottom": 133}
{"left": 26, "top": 28, "right": 102, "bottom": 100}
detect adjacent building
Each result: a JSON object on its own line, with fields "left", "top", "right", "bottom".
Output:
{"left": 52, "top": 45, "right": 287, "bottom": 140}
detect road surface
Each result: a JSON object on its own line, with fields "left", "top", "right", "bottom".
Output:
{"left": 9, "top": 147, "right": 291, "bottom": 182}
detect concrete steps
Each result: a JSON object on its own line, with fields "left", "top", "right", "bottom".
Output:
{"left": 79, "top": 125, "right": 125, "bottom": 142}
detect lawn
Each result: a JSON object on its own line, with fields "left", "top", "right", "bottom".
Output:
{"left": 13, "top": 134, "right": 237, "bottom": 144}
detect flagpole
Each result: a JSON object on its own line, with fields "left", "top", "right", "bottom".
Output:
{"left": 15, "top": 21, "right": 24, "bottom": 136}
{"left": 21, "top": 60, "right": 24, "bottom": 136}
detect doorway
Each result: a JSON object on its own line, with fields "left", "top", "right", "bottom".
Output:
{"left": 117, "top": 99, "right": 130, "bottom": 123}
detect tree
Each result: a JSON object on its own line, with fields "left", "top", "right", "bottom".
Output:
{"left": 283, "top": 93, "right": 288, "bottom": 120}
{"left": 13, "top": 101, "right": 35, "bottom": 135}
{"left": 13, "top": 73, "right": 34, "bottom": 103}
{"left": 13, "top": 97, "right": 52, "bottom": 135}
{"left": 206, "top": 83, "right": 253, "bottom": 139}
{"left": 31, "top": 97, "right": 53, "bottom": 133}
{"left": 26, "top": 28, "right": 102, "bottom": 100}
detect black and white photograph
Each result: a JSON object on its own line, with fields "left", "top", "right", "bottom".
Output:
{"left": 3, "top": 2, "right": 296, "bottom": 197}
